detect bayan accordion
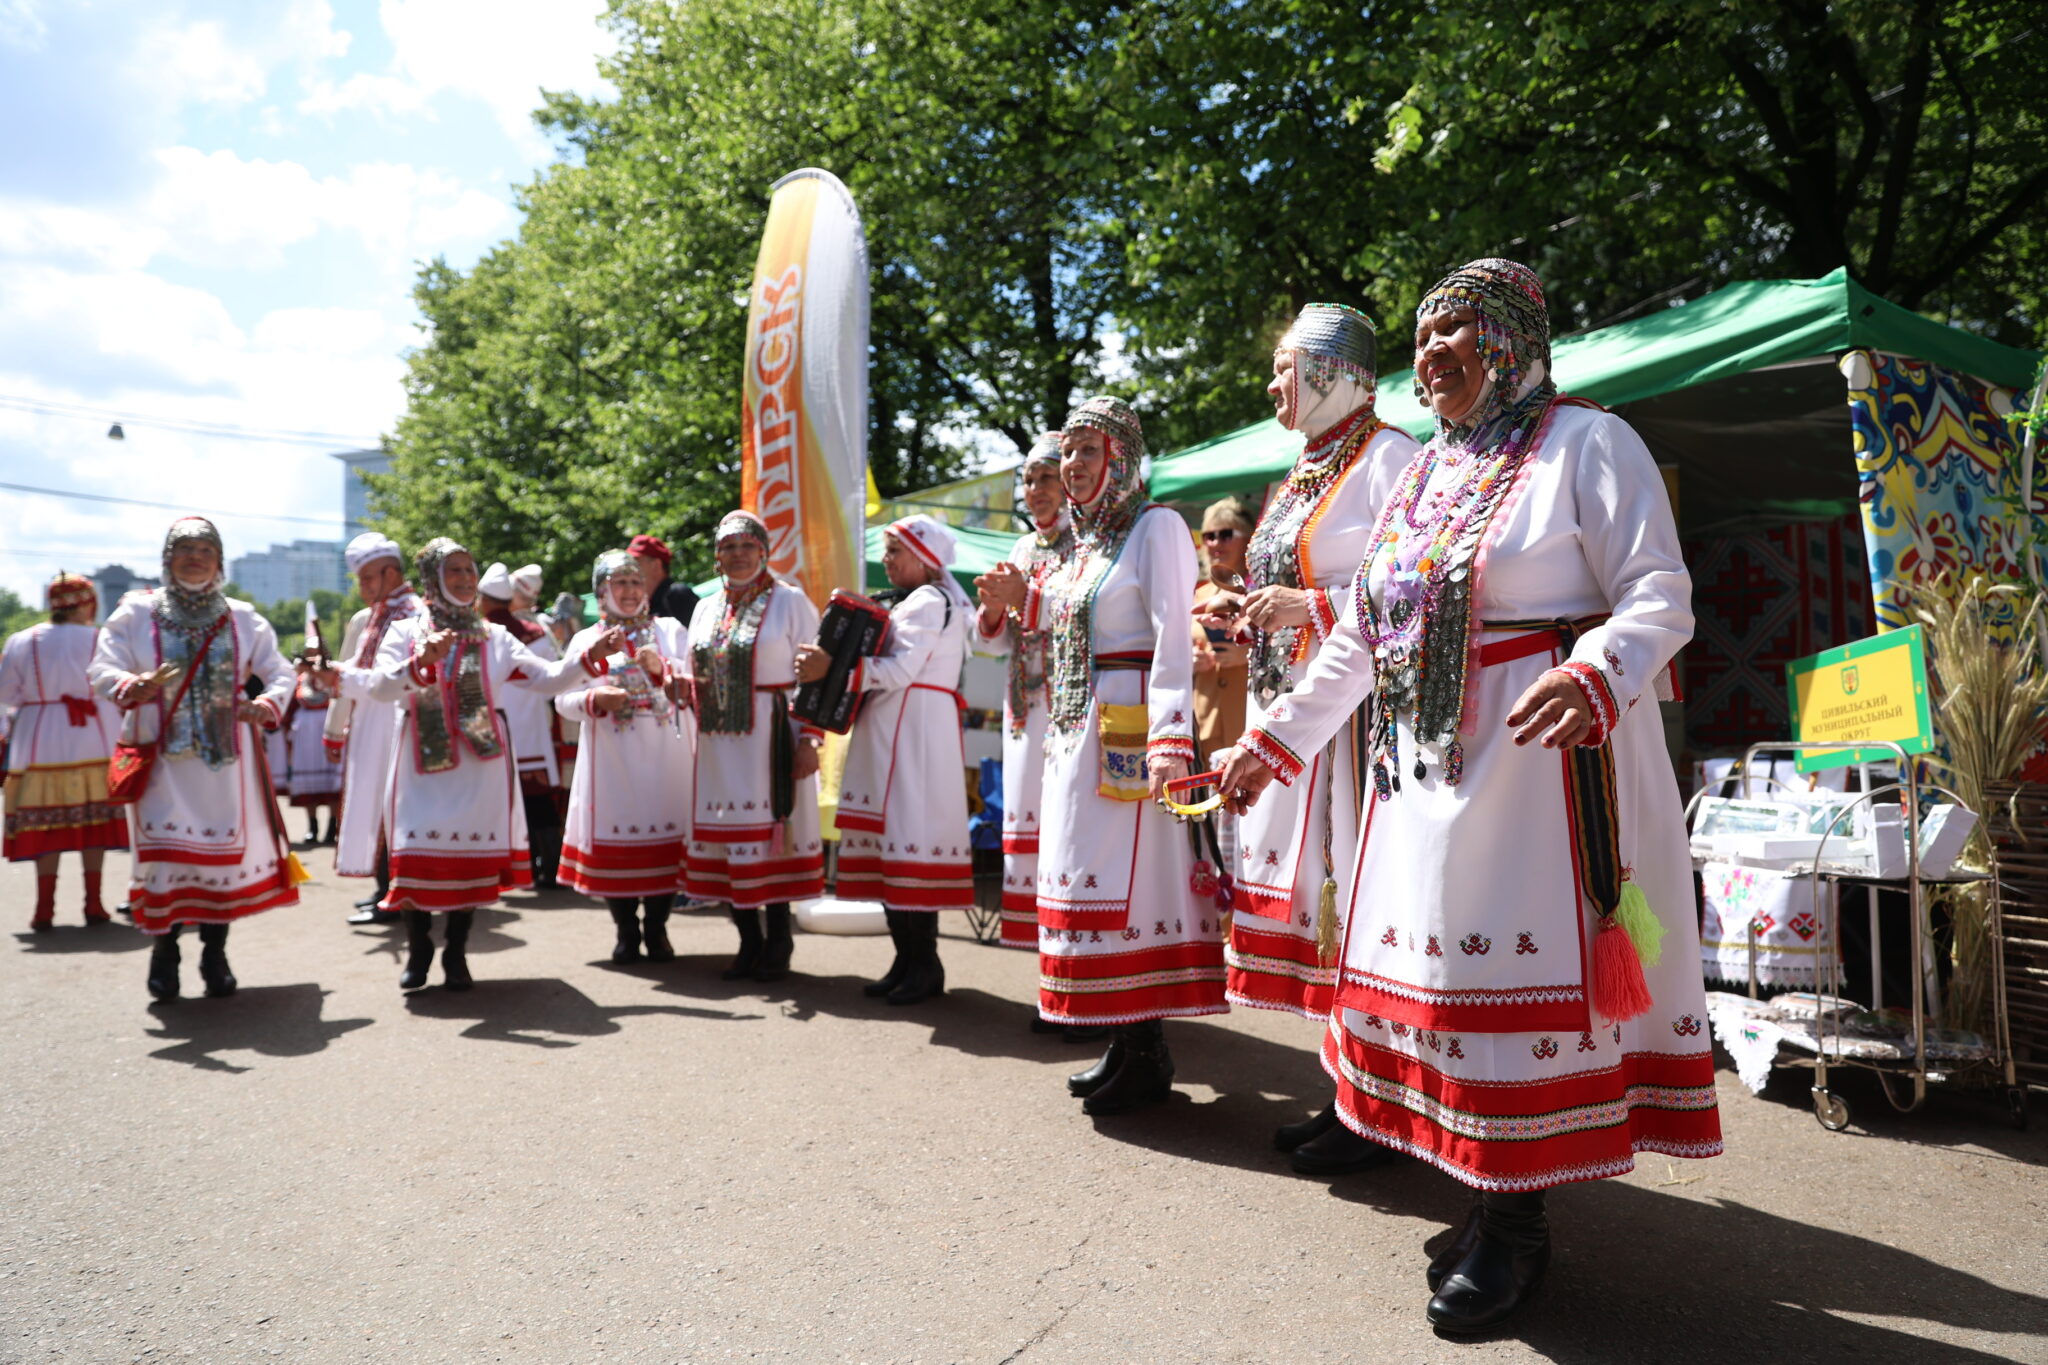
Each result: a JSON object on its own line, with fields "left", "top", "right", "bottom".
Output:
{"left": 791, "top": 589, "right": 895, "bottom": 733}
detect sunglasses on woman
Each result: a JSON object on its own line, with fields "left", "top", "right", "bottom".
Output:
{"left": 1201, "top": 529, "right": 1240, "bottom": 543}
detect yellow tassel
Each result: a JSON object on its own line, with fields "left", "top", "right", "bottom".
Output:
{"left": 1614, "top": 881, "right": 1664, "bottom": 968}
{"left": 1317, "top": 878, "right": 1340, "bottom": 963}
{"left": 285, "top": 851, "right": 311, "bottom": 887}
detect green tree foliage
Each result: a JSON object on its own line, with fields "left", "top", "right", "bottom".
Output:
{"left": 0, "top": 587, "right": 42, "bottom": 641}
{"left": 377, "top": 0, "right": 2046, "bottom": 568}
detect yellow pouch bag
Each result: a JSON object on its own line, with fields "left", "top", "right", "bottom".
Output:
{"left": 1096, "top": 702, "right": 1152, "bottom": 801}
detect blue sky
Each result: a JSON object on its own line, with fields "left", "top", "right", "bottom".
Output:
{"left": 0, "top": 0, "right": 614, "bottom": 600}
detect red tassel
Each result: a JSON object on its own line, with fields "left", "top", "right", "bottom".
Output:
{"left": 1592, "top": 916, "right": 1653, "bottom": 1023}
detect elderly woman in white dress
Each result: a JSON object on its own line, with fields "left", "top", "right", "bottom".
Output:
{"left": 1219, "top": 259, "right": 1721, "bottom": 1332}
{"left": 360, "top": 537, "right": 618, "bottom": 992}
{"left": 977, "top": 397, "right": 1224, "bottom": 1115}
{"left": 556, "top": 551, "right": 694, "bottom": 963}
{"left": 2, "top": 572, "right": 127, "bottom": 929}
{"left": 325, "top": 532, "right": 421, "bottom": 924}
{"left": 89, "top": 519, "right": 299, "bottom": 1001}
{"left": 797, "top": 514, "right": 975, "bottom": 1006}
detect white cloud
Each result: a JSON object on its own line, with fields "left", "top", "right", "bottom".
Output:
{"left": 299, "top": 0, "right": 612, "bottom": 158}
{"left": 0, "top": 0, "right": 48, "bottom": 50}
{"left": 128, "top": 1, "right": 351, "bottom": 111}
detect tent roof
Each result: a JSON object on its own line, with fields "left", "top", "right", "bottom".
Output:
{"left": 1149, "top": 269, "right": 2042, "bottom": 505}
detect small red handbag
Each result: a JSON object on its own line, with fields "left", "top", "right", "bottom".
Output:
{"left": 106, "top": 616, "right": 227, "bottom": 805}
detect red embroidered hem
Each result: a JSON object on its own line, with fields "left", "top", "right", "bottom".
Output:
{"left": 1226, "top": 919, "right": 1336, "bottom": 1019}
{"left": 383, "top": 850, "right": 530, "bottom": 912}
{"left": 4, "top": 817, "right": 129, "bottom": 859}
{"left": 132, "top": 869, "right": 297, "bottom": 933}
{"left": 1037, "top": 939, "right": 1228, "bottom": 1024}
{"left": 560, "top": 839, "right": 687, "bottom": 898}
{"left": 1320, "top": 1026, "right": 1724, "bottom": 1192}
{"left": 1336, "top": 967, "right": 1592, "bottom": 1035}
{"left": 836, "top": 851, "right": 973, "bottom": 911}
{"left": 1240, "top": 727, "right": 1304, "bottom": 785}
{"left": 1228, "top": 877, "right": 1295, "bottom": 923}
{"left": 681, "top": 855, "right": 823, "bottom": 909}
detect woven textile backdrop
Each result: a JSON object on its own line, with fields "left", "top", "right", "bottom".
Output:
{"left": 1847, "top": 350, "right": 2035, "bottom": 635}
{"left": 1683, "top": 514, "right": 1873, "bottom": 752}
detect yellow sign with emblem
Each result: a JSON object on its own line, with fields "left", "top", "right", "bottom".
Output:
{"left": 1785, "top": 625, "right": 1934, "bottom": 772}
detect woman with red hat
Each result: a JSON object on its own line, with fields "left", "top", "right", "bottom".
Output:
{"left": 1, "top": 571, "right": 128, "bottom": 929}
{"left": 627, "top": 534, "right": 697, "bottom": 623}
{"left": 796, "top": 513, "right": 976, "bottom": 1005}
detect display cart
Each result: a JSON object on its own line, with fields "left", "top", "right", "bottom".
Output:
{"left": 1695, "top": 740, "right": 2027, "bottom": 1132}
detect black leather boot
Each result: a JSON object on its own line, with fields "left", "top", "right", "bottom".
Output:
{"left": 1067, "top": 1030, "right": 1126, "bottom": 1097}
{"left": 1426, "top": 1190, "right": 1550, "bottom": 1333}
{"left": 441, "top": 910, "right": 474, "bottom": 991}
{"left": 886, "top": 913, "right": 945, "bottom": 1005}
{"left": 862, "top": 910, "right": 907, "bottom": 997}
{"left": 1082, "top": 1019, "right": 1175, "bottom": 1115}
{"left": 607, "top": 899, "right": 642, "bottom": 963}
{"left": 641, "top": 895, "right": 676, "bottom": 963}
{"left": 350, "top": 848, "right": 399, "bottom": 923}
{"left": 399, "top": 910, "right": 436, "bottom": 990}
{"left": 196, "top": 923, "right": 237, "bottom": 998}
{"left": 1290, "top": 1117, "right": 1398, "bottom": 1176}
{"left": 1275, "top": 1102, "right": 1340, "bottom": 1153}
{"left": 1427, "top": 1204, "right": 1485, "bottom": 1293}
{"left": 146, "top": 928, "right": 181, "bottom": 1002}
{"left": 724, "top": 907, "right": 764, "bottom": 980}
{"left": 754, "top": 903, "right": 793, "bottom": 981}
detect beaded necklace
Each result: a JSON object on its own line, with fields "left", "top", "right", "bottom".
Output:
{"left": 1245, "top": 406, "right": 1384, "bottom": 706}
{"left": 694, "top": 576, "right": 773, "bottom": 735}
{"left": 1005, "top": 514, "right": 1074, "bottom": 736}
{"left": 1355, "top": 389, "right": 1558, "bottom": 796}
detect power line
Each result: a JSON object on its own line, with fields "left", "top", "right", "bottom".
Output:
{"left": 0, "top": 393, "right": 381, "bottom": 449}
{"left": 0, "top": 478, "right": 342, "bottom": 528}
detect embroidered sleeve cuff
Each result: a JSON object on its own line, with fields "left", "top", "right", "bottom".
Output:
{"left": 408, "top": 658, "right": 438, "bottom": 687}
{"left": 323, "top": 737, "right": 345, "bottom": 762}
{"left": 1146, "top": 734, "right": 1196, "bottom": 762}
{"left": 1240, "top": 727, "right": 1306, "bottom": 786}
{"left": 1019, "top": 581, "right": 1044, "bottom": 634}
{"left": 580, "top": 649, "right": 610, "bottom": 678}
{"left": 975, "top": 609, "right": 1007, "bottom": 642}
{"left": 114, "top": 675, "right": 145, "bottom": 708}
{"left": 252, "top": 696, "right": 283, "bottom": 729}
{"left": 1553, "top": 662, "right": 1617, "bottom": 746}
{"left": 1307, "top": 587, "right": 1338, "bottom": 642}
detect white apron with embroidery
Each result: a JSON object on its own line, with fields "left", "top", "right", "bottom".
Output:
{"left": 328, "top": 594, "right": 423, "bottom": 877}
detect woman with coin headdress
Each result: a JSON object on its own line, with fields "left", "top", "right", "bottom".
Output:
{"left": 88, "top": 519, "right": 298, "bottom": 1000}
{"left": 1218, "top": 260, "right": 1720, "bottom": 1331}
{"left": 1195, "top": 303, "right": 1420, "bottom": 1173}
{"left": 972, "top": 433, "right": 1075, "bottom": 957}
{"left": 556, "top": 550, "right": 695, "bottom": 963}
{"left": 798, "top": 513, "right": 976, "bottom": 1006}
{"left": 2, "top": 572, "right": 127, "bottom": 930}
{"left": 682, "top": 511, "right": 826, "bottom": 982}
{"left": 977, "top": 397, "right": 1225, "bottom": 1114}
{"left": 362, "top": 536, "right": 619, "bottom": 992}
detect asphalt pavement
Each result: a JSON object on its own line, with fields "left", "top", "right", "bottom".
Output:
{"left": 3, "top": 844, "right": 2045, "bottom": 1364}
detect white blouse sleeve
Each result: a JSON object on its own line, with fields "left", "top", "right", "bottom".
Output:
{"left": 1239, "top": 583, "right": 1378, "bottom": 786}
{"left": 365, "top": 618, "right": 426, "bottom": 703}
{"left": 854, "top": 586, "right": 947, "bottom": 694}
{"left": 1135, "top": 507, "right": 1198, "bottom": 762}
{"left": 552, "top": 626, "right": 605, "bottom": 720}
{"left": 1561, "top": 412, "right": 1693, "bottom": 717}
{"left": 243, "top": 610, "right": 296, "bottom": 723}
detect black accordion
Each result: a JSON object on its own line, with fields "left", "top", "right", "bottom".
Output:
{"left": 791, "top": 589, "right": 896, "bottom": 734}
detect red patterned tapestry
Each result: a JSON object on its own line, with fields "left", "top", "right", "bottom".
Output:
{"left": 1682, "top": 513, "right": 1873, "bottom": 752}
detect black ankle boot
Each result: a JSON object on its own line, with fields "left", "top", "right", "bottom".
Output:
{"left": 608, "top": 899, "right": 642, "bottom": 964}
{"left": 754, "top": 903, "right": 793, "bottom": 981}
{"left": 1275, "top": 1102, "right": 1340, "bottom": 1153}
{"left": 1083, "top": 1019, "right": 1175, "bottom": 1115}
{"left": 1427, "top": 1204, "right": 1484, "bottom": 1293}
{"left": 146, "top": 930, "right": 181, "bottom": 1002}
{"left": 196, "top": 923, "right": 236, "bottom": 997}
{"left": 1290, "top": 1117, "right": 1398, "bottom": 1176}
{"left": 863, "top": 910, "right": 908, "bottom": 997}
{"left": 886, "top": 913, "right": 945, "bottom": 1005}
{"left": 1067, "top": 1030, "right": 1126, "bottom": 1097}
{"left": 724, "top": 907, "right": 764, "bottom": 980}
{"left": 399, "top": 910, "right": 436, "bottom": 990}
{"left": 641, "top": 896, "right": 675, "bottom": 963}
{"left": 441, "top": 911, "right": 474, "bottom": 991}
{"left": 1426, "top": 1190, "right": 1550, "bottom": 1333}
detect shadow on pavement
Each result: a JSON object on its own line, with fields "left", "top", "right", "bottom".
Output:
{"left": 1318, "top": 1174, "right": 2048, "bottom": 1362}
{"left": 143, "top": 984, "right": 372, "bottom": 1074}
{"left": 404, "top": 975, "right": 763, "bottom": 1048}
{"left": 14, "top": 926, "right": 148, "bottom": 954}
{"left": 353, "top": 907, "right": 531, "bottom": 965}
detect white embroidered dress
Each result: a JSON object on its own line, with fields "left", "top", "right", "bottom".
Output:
{"left": 366, "top": 618, "right": 594, "bottom": 913}
{"left": 1240, "top": 403, "right": 1721, "bottom": 1189}
{"left": 835, "top": 584, "right": 975, "bottom": 912}
{"left": 681, "top": 582, "right": 825, "bottom": 908}
{"left": 0, "top": 622, "right": 127, "bottom": 859}
{"left": 326, "top": 593, "right": 422, "bottom": 877}
{"left": 555, "top": 618, "right": 694, "bottom": 898}
{"left": 1026, "top": 506, "right": 1227, "bottom": 1024}
{"left": 88, "top": 596, "right": 298, "bottom": 933}
{"left": 1227, "top": 423, "right": 1419, "bottom": 1018}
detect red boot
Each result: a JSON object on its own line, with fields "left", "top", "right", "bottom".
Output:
{"left": 82, "top": 872, "right": 111, "bottom": 925}
{"left": 31, "top": 875, "right": 57, "bottom": 931}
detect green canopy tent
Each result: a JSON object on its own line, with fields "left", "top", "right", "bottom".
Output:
{"left": 1150, "top": 268, "right": 2039, "bottom": 534}
{"left": 572, "top": 522, "right": 1023, "bottom": 614}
